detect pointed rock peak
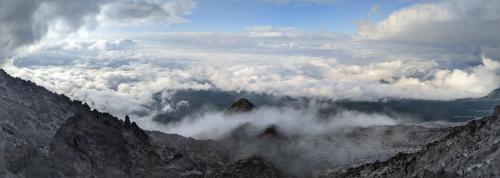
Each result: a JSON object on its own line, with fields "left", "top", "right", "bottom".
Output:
{"left": 124, "top": 115, "right": 131, "bottom": 127}
{"left": 227, "top": 98, "right": 255, "bottom": 113}
{"left": 258, "top": 125, "right": 282, "bottom": 139}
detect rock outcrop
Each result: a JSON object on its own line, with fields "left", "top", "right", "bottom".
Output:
{"left": 49, "top": 110, "right": 288, "bottom": 178}
{"left": 0, "top": 69, "right": 89, "bottom": 177}
{"left": 0, "top": 69, "right": 287, "bottom": 178}
{"left": 323, "top": 105, "right": 500, "bottom": 178}
{"left": 226, "top": 98, "right": 255, "bottom": 113}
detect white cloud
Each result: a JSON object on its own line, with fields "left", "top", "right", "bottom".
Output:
{"left": 0, "top": 0, "right": 197, "bottom": 58}
{"left": 359, "top": 0, "right": 500, "bottom": 46}
{"left": 2, "top": 35, "right": 499, "bottom": 122}
{"left": 158, "top": 107, "right": 400, "bottom": 139}
{"left": 0, "top": 0, "right": 102, "bottom": 56}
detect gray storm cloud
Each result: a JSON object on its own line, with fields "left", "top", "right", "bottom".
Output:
{"left": 0, "top": 0, "right": 196, "bottom": 58}
{"left": 0, "top": 0, "right": 102, "bottom": 56}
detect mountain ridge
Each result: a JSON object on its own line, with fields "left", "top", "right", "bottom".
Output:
{"left": 320, "top": 105, "right": 500, "bottom": 177}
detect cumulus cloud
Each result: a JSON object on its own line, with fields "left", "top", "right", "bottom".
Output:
{"left": 2, "top": 34, "right": 499, "bottom": 123}
{"left": 0, "top": 0, "right": 196, "bottom": 58}
{"left": 359, "top": 0, "right": 500, "bottom": 46}
{"left": 0, "top": 0, "right": 102, "bottom": 56}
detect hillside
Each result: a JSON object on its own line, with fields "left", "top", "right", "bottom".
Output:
{"left": 320, "top": 106, "right": 500, "bottom": 177}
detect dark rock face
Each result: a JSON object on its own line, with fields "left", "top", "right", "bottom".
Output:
{"left": 218, "top": 156, "right": 286, "bottom": 178}
{"left": 49, "top": 110, "right": 288, "bottom": 178}
{"left": 258, "top": 125, "right": 281, "bottom": 138}
{"left": 0, "top": 69, "right": 287, "bottom": 178}
{"left": 50, "top": 111, "right": 158, "bottom": 178}
{"left": 226, "top": 98, "right": 255, "bottom": 113}
{"left": 324, "top": 106, "right": 500, "bottom": 178}
{"left": 0, "top": 69, "right": 89, "bottom": 177}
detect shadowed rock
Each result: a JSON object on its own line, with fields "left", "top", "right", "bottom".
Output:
{"left": 326, "top": 105, "right": 500, "bottom": 178}
{"left": 227, "top": 98, "right": 256, "bottom": 113}
{"left": 49, "top": 110, "right": 289, "bottom": 178}
{"left": 258, "top": 125, "right": 282, "bottom": 139}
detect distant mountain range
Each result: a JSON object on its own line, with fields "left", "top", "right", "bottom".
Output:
{"left": 150, "top": 88, "right": 500, "bottom": 123}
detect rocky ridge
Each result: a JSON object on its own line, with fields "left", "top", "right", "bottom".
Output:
{"left": 49, "top": 110, "right": 286, "bottom": 178}
{"left": 0, "top": 69, "right": 91, "bottom": 177}
{"left": 320, "top": 106, "right": 500, "bottom": 177}
{"left": 0, "top": 70, "right": 288, "bottom": 178}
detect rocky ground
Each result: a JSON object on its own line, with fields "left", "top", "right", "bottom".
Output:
{"left": 320, "top": 106, "right": 500, "bottom": 178}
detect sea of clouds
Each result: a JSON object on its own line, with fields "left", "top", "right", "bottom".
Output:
{"left": 1, "top": 0, "right": 499, "bottom": 135}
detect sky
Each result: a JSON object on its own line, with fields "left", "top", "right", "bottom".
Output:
{"left": 98, "top": 0, "right": 416, "bottom": 33}
{"left": 0, "top": 0, "right": 499, "bottom": 121}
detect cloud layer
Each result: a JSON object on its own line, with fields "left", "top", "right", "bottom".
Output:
{"left": 2, "top": 35, "right": 499, "bottom": 122}
{"left": 1, "top": 0, "right": 499, "bottom": 132}
{"left": 158, "top": 106, "right": 401, "bottom": 139}
{"left": 359, "top": 0, "right": 500, "bottom": 46}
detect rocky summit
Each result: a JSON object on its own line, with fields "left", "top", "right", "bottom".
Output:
{"left": 226, "top": 98, "right": 256, "bottom": 113}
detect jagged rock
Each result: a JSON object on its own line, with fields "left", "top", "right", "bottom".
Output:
{"left": 49, "top": 110, "right": 289, "bottom": 178}
{"left": 0, "top": 69, "right": 288, "bottom": 178}
{"left": 226, "top": 98, "right": 255, "bottom": 113}
{"left": 326, "top": 106, "right": 500, "bottom": 178}
{"left": 124, "top": 115, "right": 131, "bottom": 127}
{"left": 50, "top": 111, "right": 165, "bottom": 178}
{"left": 0, "top": 69, "right": 90, "bottom": 177}
{"left": 217, "top": 156, "right": 288, "bottom": 178}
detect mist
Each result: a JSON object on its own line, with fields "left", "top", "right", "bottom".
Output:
{"left": 135, "top": 105, "right": 440, "bottom": 177}
{"left": 158, "top": 106, "right": 401, "bottom": 139}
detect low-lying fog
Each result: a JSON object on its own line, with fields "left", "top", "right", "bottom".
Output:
{"left": 140, "top": 105, "right": 451, "bottom": 177}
